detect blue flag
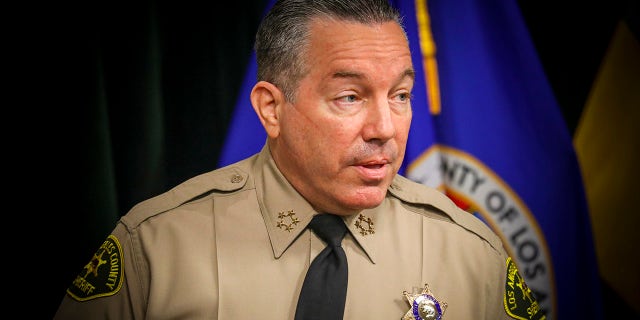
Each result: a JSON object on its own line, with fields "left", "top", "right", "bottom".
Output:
{"left": 219, "top": 1, "right": 603, "bottom": 319}
{"left": 396, "top": 0, "right": 604, "bottom": 319}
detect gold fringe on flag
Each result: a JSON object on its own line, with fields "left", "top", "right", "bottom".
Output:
{"left": 415, "top": 0, "right": 441, "bottom": 115}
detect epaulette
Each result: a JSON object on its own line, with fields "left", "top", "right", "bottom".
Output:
{"left": 388, "top": 174, "right": 503, "bottom": 253}
{"left": 120, "top": 164, "right": 251, "bottom": 228}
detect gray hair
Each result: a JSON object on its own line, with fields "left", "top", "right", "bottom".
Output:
{"left": 254, "top": 0, "right": 405, "bottom": 102}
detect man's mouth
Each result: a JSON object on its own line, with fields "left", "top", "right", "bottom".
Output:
{"left": 354, "top": 159, "right": 391, "bottom": 181}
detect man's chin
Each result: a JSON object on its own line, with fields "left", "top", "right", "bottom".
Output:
{"left": 336, "top": 187, "right": 388, "bottom": 212}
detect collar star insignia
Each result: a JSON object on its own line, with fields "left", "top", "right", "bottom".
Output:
{"left": 276, "top": 210, "right": 300, "bottom": 232}
{"left": 355, "top": 213, "right": 375, "bottom": 236}
{"left": 402, "top": 284, "right": 447, "bottom": 320}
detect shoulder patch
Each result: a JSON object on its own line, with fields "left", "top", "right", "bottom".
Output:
{"left": 503, "top": 256, "right": 545, "bottom": 319}
{"left": 66, "top": 235, "right": 124, "bottom": 301}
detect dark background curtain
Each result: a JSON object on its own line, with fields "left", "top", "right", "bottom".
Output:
{"left": 24, "top": 0, "right": 635, "bottom": 318}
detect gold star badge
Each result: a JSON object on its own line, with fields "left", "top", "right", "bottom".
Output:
{"left": 403, "top": 284, "right": 447, "bottom": 320}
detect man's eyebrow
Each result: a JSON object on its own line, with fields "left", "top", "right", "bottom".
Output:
{"left": 332, "top": 71, "right": 364, "bottom": 79}
{"left": 332, "top": 68, "right": 416, "bottom": 81}
{"left": 403, "top": 68, "right": 416, "bottom": 80}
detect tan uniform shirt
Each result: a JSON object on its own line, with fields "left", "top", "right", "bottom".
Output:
{"left": 55, "top": 145, "right": 530, "bottom": 319}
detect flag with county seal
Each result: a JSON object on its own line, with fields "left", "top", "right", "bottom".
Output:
{"left": 218, "top": 1, "right": 604, "bottom": 319}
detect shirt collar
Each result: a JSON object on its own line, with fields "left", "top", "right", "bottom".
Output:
{"left": 253, "top": 145, "right": 381, "bottom": 263}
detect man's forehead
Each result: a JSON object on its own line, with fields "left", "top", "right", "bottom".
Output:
{"left": 299, "top": 18, "right": 413, "bottom": 88}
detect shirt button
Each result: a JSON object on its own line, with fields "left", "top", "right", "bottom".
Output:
{"left": 231, "top": 174, "right": 244, "bottom": 183}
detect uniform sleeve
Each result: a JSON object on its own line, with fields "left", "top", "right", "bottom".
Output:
{"left": 53, "top": 222, "right": 147, "bottom": 319}
{"left": 489, "top": 243, "right": 545, "bottom": 320}
{"left": 489, "top": 244, "right": 514, "bottom": 320}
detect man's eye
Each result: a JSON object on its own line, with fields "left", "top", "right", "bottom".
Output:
{"left": 338, "top": 95, "right": 358, "bottom": 103}
{"left": 397, "top": 92, "right": 411, "bottom": 102}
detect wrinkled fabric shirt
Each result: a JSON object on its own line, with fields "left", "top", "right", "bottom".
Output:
{"left": 54, "top": 145, "right": 516, "bottom": 320}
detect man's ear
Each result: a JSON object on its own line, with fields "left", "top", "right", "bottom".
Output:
{"left": 250, "top": 81, "right": 285, "bottom": 138}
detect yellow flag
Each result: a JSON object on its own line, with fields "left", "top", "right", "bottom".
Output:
{"left": 574, "top": 20, "right": 640, "bottom": 314}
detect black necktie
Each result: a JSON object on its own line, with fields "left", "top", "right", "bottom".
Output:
{"left": 295, "top": 213, "right": 349, "bottom": 320}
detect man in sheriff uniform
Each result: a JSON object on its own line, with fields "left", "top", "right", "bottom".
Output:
{"left": 54, "top": 0, "right": 542, "bottom": 319}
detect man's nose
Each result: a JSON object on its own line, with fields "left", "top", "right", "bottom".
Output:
{"left": 362, "top": 99, "right": 396, "bottom": 142}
